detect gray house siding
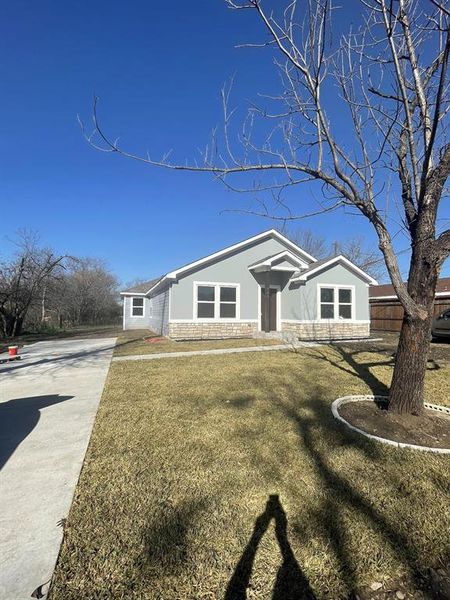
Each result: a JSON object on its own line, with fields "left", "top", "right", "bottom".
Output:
{"left": 282, "top": 263, "right": 370, "bottom": 321}
{"left": 280, "top": 263, "right": 370, "bottom": 340}
{"left": 122, "top": 296, "right": 151, "bottom": 330}
{"left": 123, "top": 286, "right": 170, "bottom": 334}
{"left": 170, "top": 237, "right": 302, "bottom": 321}
{"left": 149, "top": 286, "right": 170, "bottom": 335}
{"left": 121, "top": 230, "right": 372, "bottom": 341}
{"left": 170, "top": 252, "right": 369, "bottom": 340}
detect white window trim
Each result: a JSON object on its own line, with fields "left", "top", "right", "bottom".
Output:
{"left": 148, "top": 298, "right": 153, "bottom": 318}
{"left": 193, "top": 281, "right": 241, "bottom": 321}
{"left": 130, "top": 296, "right": 145, "bottom": 318}
{"left": 257, "top": 284, "right": 281, "bottom": 332}
{"left": 317, "top": 284, "right": 355, "bottom": 321}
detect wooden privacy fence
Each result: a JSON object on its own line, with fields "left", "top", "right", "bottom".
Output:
{"left": 370, "top": 299, "right": 450, "bottom": 332}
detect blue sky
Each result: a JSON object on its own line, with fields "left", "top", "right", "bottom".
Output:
{"left": 1, "top": 0, "right": 448, "bottom": 285}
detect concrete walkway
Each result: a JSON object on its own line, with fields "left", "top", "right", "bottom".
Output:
{"left": 112, "top": 342, "right": 317, "bottom": 362}
{"left": 113, "top": 338, "right": 383, "bottom": 362}
{"left": 0, "top": 337, "right": 116, "bottom": 600}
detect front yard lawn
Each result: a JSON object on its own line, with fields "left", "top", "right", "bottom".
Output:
{"left": 114, "top": 329, "right": 282, "bottom": 356}
{"left": 50, "top": 345, "right": 450, "bottom": 599}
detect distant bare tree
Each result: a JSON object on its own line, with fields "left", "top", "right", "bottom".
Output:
{"left": 332, "top": 237, "right": 386, "bottom": 282}
{"left": 0, "top": 232, "right": 67, "bottom": 337}
{"left": 54, "top": 258, "right": 120, "bottom": 327}
{"left": 82, "top": 0, "right": 450, "bottom": 416}
{"left": 283, "top": 227, "right": 386, "bottom": 280}
{"left": 284, "top": 228, "right": 328, "bottom": 260}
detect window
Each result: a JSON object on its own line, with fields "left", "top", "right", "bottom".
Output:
{"left": 197, "top": 285, "right": 215, "bottom": 318}
{"left": 338, "top": 288, "right": 352, "bottom": 319}
{"left": 195, "top": 283, "right": 239, "bottom": 319}
{"left": 220, "top": 286, "right": 237, "bottom": 318}
{"left": 131, "top": 297, "right": 144, "bottom": 317}
{"left": 320, "top": 288, "right": 335, "bottom": 319}
{"left": 319, "top": 286, "right": 353, "bottom": 320}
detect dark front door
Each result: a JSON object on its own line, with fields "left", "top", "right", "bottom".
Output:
{"left": 261, "top": 288, "right": 277, "bottom": 332}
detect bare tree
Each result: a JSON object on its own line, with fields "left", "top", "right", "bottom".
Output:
{"left": 283, "top": 227, "right": 328, "bottom": 259}
{"left": 283, "top": 227, "right": 386, "bottom": 280}
{"left": 50, "top": 258, "right": 121, "bottom": 327}
{"left": 0, "top": 233, "right": 67, "bottom": 337}
{"left": 332, "top": 237, "right": 386, "bottom": 282}
{"left": 81, "top": 0, "right": 450, "bottom": 416}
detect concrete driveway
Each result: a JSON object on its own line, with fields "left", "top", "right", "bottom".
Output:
{"left": 0, "top": 337, "right": 116, "bottom": 599}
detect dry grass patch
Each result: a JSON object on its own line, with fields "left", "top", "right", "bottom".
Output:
{"left": 50, "top": 345, "right": 450, "bottom": 599}
{"left": 114, "top": 330, "right": 282, "bottom": 356}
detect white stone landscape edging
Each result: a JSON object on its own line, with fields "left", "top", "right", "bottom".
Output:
{"left": 331, "top": 395, "right": 450, "bottom": 454}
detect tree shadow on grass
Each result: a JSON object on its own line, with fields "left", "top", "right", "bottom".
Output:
{"left": 226, "top": 494, "right": 316, "bottom": 600}
{"left": 270, "top": 382, "right": 431, "bottom": 595}
{"left": 224, "top": 345, "right": 438, "bottom": 595}
{"left": 307, "top": 343, "right": 442, "bottom": 399}
{"left": 307, "top": 345, "right": 391, "bottom": 396}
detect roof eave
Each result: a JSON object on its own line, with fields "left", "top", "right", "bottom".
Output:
{"left": 290, "top": 255, "right": 378, "bottom": 285}
{"left": 165, "top": 229, "right": 317, "bottom": 280}
{"left": 120, "top": 274, "right": 176, "bottom": 297}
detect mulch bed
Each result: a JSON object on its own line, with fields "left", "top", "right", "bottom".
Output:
{"left": 339, "top": 400, "right": 450, "bottom": 449}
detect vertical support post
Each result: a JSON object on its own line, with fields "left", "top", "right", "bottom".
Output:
{"left": 264, "top": 270, "right": 270, "bottom": 332}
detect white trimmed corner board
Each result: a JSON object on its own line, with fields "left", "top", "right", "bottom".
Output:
{"left": 331, "top": 395, "right": 450, "bottom": 454}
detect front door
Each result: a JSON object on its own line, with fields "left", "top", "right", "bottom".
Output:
{"left": 260, "top": 287, "right": 278, "bottom": 332}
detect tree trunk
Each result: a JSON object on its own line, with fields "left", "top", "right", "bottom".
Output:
{"left": 41, "top": 286, "right": 47, "bottom": 323}
{"left": 387, "top": 312, "right": 433, "bottom": 414}
{"left": 388, "top": 240, "right": 438, "bottom": 414}
{"left": 1, "top": 314, "right": 16, "bottom": 338}
{"left": 11, "top": 315, "right": 24, "bottom": 337}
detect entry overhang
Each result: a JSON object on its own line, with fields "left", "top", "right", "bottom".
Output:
{"left": 248, "top": 250, "right": 308, "bottom": 275}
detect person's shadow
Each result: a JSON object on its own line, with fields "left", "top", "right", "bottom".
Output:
{"left": 225, "top": 495, "right": 316, "bottom": 599}
{"left": 0, "top": 394, "right": 73, "bottom": 470}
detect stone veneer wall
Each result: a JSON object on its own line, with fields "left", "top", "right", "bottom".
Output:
{"left": 281, "top": 321, "right": 370, "bottom": 340}
{"left": 169, "top": 321, "right": 258, "bottom": 340}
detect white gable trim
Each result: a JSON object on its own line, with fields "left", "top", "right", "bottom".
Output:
{"left": 291, "top": 255, "right": 378, "bottom": 285}
{"left": 120, "top": 230, "right": 316, "bottom": 297}
{"left": 166, "top": 229, "right": 316, "bottom": 280}
{"left": 249, "top": 250, "right": 308, "bottom": 272}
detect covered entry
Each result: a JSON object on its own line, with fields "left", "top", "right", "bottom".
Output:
{"left": 249, "top": 249, "right": 308, "bottom": 333}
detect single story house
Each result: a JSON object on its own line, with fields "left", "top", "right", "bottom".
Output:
{"left": 121, "top": 229, "right": 376, "bottom": 340}
{"left": 370, "top": 277, "right": 450, "bottom": 332}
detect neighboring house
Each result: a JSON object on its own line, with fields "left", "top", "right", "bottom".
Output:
{"left": 370, "top": 277, "right": 450, "bottom": 332}
{"left": 121, "top": 229, "right": 376, "bottom": 340}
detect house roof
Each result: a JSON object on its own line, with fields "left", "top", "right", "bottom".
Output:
{"left": 291, "top": 255, "right": 378, "bottom": 285}
{"left": 164, "top": 229, "right": 316, "bottom": 278}
{"left": 370, "top": 277, "right": 450, "bottom": 300}
{"left": 122, "top": 277, "right": 164, "bottom": 294}
{"left": 120, "top": 229, "right": 316, "bottom": 296}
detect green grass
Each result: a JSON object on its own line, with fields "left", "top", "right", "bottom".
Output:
{"left": 114, "top": 330, "right": 282, "bottom": 356}
{"left": 50, "top": 344, "right": 450, "bottom": 599}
